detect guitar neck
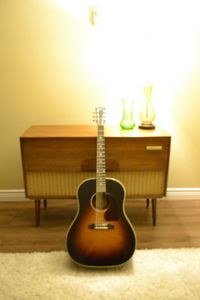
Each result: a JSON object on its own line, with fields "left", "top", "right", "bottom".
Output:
{"left": 96, "top": 124, "right": 106, "bottom": 193}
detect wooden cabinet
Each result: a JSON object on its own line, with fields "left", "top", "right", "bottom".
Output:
{"left": 20, "top": 125, "right": 171, "bottom": 226}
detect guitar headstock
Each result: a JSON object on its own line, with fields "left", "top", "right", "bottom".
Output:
{"left": 92, "top": 107, "right": 106, "bottom": 125}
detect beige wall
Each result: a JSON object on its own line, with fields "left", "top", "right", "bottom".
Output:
{"left": 0, "top": 0, "right": 200, "bottom": 189}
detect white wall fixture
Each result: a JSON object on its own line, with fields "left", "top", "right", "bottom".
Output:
{"left": 89, "top": 5, "right": 101, "bottom": 25}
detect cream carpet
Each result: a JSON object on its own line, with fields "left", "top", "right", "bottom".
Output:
{"left": 1, "top": 248, "right": 200, "bottom": 300}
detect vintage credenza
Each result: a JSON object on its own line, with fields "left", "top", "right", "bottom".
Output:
{"left": 20, "top": 125, "right": 171, "bottom": 226}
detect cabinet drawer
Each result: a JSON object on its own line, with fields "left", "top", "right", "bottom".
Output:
{"left": 106, "top": 137, "right": 170, "bottom": 171}
{"left": 20, "top": 138, "right": 97, "bottom": 172}
{"left": 21, "top": 136, "right": 170, "bottom": 172}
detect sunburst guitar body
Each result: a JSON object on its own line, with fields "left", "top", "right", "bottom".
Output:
{"left": 66, "top": 107, "right": 136, "bottom": 267}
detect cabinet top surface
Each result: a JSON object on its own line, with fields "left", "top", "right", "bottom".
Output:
{"left": 21, "top": 125, "right": 170, "bottom": 139}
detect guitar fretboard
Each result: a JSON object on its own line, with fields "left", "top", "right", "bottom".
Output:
{"left": 96, "top": 125, "right": 106, "bottom": 193}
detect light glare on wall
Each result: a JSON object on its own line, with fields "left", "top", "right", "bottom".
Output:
{"left": 86, "top": 1, "right": 198, "bottom": 111}
{"left": 46, "top": 0, "right": 199, "bottom": 127}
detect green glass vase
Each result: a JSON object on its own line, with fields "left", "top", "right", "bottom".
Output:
{"left": 120, "top": 99, "right": 135, "bottom": 130}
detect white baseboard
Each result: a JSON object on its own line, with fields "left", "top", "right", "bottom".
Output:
{"left": 0, "top": 188, "right": 200, "bottom": 201}
{"left": 166, "top": 188, "right": 200, "bottom": 200}
{"left": 0, "top": 190, "right": 27, "bottom": 201}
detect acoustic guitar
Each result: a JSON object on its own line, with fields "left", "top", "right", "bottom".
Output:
{"left": 66, "top": 107, "right": 136, "bottom": 267}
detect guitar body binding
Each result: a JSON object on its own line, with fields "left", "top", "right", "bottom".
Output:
{"left": 66, "top": 177, "right": 136, "bottom": 267}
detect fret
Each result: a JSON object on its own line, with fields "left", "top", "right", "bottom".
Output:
{"left": 98, "top": 136, "right": 104, "bottom": 140}
{"left": 97, "top": 169, "right": 105, "bottom": 172}
{"left": 96, "top": 177, "right": 106, "bottom": 181}
{"left": 97, "top": 158, "right": 105, "bottom": 162}
{"left": 94, "top": 107, "right": 106, "bottom": 193}
{"left": 97, "top": 152, "right": 105, "bottom": 156}
{"left": 97, "top": 159, "right": 105, "bottom": 163}
{"left": 97, "top": 166, "right": 106, "bottom": 174}
{"left": 97, "top": 169, "right": 106, "bottom": 173}
{"left": 96, "top": 186, "right": 106, "bottom": 193}
{"left": 96, "top": 133, "right": 106, "bottom": 190}
{"left": 97, "top": 180, "right": 105, "bottom": 184}
{"left": 97, "top": 146, "right": 104, "bottom": 150}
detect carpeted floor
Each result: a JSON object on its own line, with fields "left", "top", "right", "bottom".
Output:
{"left": 0, "top": 248, "right": 200, "bottom": 300}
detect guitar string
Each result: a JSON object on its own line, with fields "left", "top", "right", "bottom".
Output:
{"left": 96, "top": 118, "right": 106, "bottom": 226}
{"left": 96, "top": 125, "right": 101, "bottom": 226}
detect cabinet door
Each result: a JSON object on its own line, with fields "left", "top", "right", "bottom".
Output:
{"left": 21, "top": 138, "right": 97, "bottom": 172}
{"left": 106, "top": 137, "right": 170, "bottom": 171}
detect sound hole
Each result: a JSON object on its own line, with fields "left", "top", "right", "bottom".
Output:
{"left": 91, "top": 192, "right": 110, "bottom": 211}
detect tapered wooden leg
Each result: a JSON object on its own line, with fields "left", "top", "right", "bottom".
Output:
{"left": 151, "top": 198, "right": 157, "bottom": 226}
{"left": 43, "top": 199, "right": 47, "bottom": 209}
{"left": 146, "top": 198, "right": 150, "bottom": 208}
{"left": 34, "top": 199, "right": 41, "bottom": 227}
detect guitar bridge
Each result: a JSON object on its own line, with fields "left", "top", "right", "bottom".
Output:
{"left": 88, "top": 223, "right": 114, "bottom": 230}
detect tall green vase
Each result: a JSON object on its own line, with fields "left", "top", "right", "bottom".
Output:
{"left": 120, "top": 99, "right": 135, "bottom": 130}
